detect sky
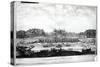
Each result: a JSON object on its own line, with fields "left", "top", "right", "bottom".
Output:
{"left": 16, "top": 2, "right": 97, "bottom": 33}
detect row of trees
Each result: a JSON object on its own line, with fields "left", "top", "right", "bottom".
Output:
{"left": 16, "top": 29, "right": 67, "bottom": 38}
{"left": 16, "top": 29, "right": 46, "bottom": 38}
{"left": 16, "top": 28, "right": 96, "bottom": 38}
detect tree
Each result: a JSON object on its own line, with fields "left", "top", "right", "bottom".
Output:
{"left": 16, "top": 30, "right": 26, "bottom": 38}
{"left": 26, "top": 28, "right": 46, "bottom": 37}
{"left": 85, "top": 29, "right": 96, "bottom": 38}
{"left": 53, "top": 29, "right": 66, "bottom": 36}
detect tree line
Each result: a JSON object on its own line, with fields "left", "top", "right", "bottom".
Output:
{"left": 16, "top": 28, "right": 96, "bottom": 38}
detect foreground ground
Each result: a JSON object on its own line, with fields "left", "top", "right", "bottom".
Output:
{"left": 15, "top": 37, "right": 96, "bottom": 58}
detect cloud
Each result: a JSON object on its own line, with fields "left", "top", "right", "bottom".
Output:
{"left": 16, "top": 3, "right": 97, "bottom": 33}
